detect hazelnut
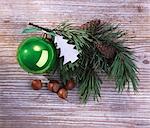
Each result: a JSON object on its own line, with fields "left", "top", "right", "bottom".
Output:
{"left": 65, "top": 80, "right": 76, "bottom": 90}
{"left": 47, "top": 82, "right": 54, "bottom": 91}
{"left": 47, "top": 80, "right": 60, "bottom": 93}
{"left": 57, "top": 88, "right": 68, "bottom": 99}
{"left": 31, "top": 79, "right": 42, "bottom": 90}
{"left": 52, "top": 82, "right": 60, "bottom": 93}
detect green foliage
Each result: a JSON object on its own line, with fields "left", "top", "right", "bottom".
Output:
{"left": 75, "top": 50, "right": 103, "bottom": 103}
{"left": 53, "top": 23, "right": 104, "bottom": 103}
{"left": 78, "top": 69, "right": 102, "bottom": 103}
{"left": 55, "top": 21, "right": 92, "bottom": 51}
{"left": 110, "top": 52, "right": 139, "bottom": 92}
{"left": 81, "top": 20, "right": 138, "bottom": 93}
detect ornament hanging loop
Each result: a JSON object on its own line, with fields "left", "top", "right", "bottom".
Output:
{"left": 42, "top": 33, "right": 48, "bottom": 39}
{"left": 42, "top": 33, "right": 53, "bottom": 43}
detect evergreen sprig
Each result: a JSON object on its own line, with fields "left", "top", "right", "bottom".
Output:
{"left": 75, "top": 47, "right": 103, "bottom": 102}
{"left": 55, "top": 21, "right": 92, "bottom": 51}
{"left": 110, "top": 52, "right": 139, "bottom": 92}
{"left": 80, "top": 20, "right": 139, "bottom": 93}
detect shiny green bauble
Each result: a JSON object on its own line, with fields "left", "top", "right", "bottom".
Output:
{"left": 17, "top": 36, "right": 57, "bottom": 74}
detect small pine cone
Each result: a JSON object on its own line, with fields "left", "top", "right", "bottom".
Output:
{"left": 80, "top": 19, "right": 101, "bottom": 30}
{"left": 80, "top": 19, "right": 117, "bottom": 59}
{"left": 95, "top": 43, "right": 116, "bottom": 59}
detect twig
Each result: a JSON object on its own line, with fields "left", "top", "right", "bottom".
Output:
{"left": 28, "top": 22, "right": 53, "bottom": 33}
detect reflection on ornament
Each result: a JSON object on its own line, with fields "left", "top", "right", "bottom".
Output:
{"left": 17, "top": 36, "right": 57, "bottom": 74}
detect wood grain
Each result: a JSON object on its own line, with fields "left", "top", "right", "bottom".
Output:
{"left": 0, "top": 0, "right": 150, "bottom": 128}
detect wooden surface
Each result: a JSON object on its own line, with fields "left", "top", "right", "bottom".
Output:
{"left": 0, "top": 0, "right": 150, "bottom": 128}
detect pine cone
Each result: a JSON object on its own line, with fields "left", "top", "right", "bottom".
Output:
{"left": 95, "top": 43, "right": 116, "bottom": 59}
{"left": 80, "top": 19, "right": 101, "bottom": 30}
{"left": 80, "top": 19, "right": 116, "bottom": 59}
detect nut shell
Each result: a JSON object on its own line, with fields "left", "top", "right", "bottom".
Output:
{"left": 47, "top": 80, "right": 60, "bottom": 93}
{"left": 57, "top": 88, "right": 68, "bottom": 99}
{"left": 52, "top": 83, "right": 60, "bottom": 93}
{"left": 31, "top": 79, "right": 42, "bottom": 90}
{"left": 47, "top": 82, "right": 54, "bottom": 91}
{"left": 65, "top": 80, "right": 76, "bottom": 90}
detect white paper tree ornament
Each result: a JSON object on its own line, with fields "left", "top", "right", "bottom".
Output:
{"left": 54, "top": 34, "right": 79, "bottom": 64}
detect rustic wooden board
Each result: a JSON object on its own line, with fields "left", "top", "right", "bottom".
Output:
{"left": 0, "top": 0, "right": 150, "bottom": 128}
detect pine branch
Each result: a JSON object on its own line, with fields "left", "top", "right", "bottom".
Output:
{"left": 78, "top": 70, "right": 102, "bottom": 103}
{"left": 55, "top": 22, "right": 92, "bottom": 51}
{"left": 81, "top": 19, "right": 139, "bottom": 92}
{"left": 110, "top": 52, "right": 139, "bottom": 92}
{"left": 74, "top": 45, "right": 105, "bottom": 102}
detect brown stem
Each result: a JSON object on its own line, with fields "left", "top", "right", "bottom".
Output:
{"left": 28, "top": 22, "right": 53, "bottom": 33}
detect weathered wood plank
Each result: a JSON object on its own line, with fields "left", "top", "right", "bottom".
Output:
{"left": 0, "top": 0, "right": 150, "bottom": 128}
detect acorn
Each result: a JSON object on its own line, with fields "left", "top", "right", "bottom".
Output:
{"left": 31, "top": 79, "right": 42, "bottom": 90}
{"left": 47, "top": 80, "right": 60, "bottom": 93}
{"left": 57, "top": 88, "right": 68, "bottom": 99}
{"left": 65, "top": 80, "right": 76, "bottom": 90}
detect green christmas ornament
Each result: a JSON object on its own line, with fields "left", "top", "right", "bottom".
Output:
{"left": 17, "top": 36, "right": 57, "bottom": 74}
